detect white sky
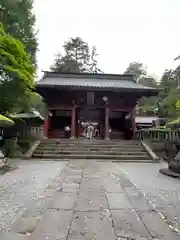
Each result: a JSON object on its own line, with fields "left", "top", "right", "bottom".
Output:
{"left": 34, "top": 0, "right": 180, "bottom": 79}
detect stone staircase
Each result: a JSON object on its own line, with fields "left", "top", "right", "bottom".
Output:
{"left": 32, "top": 139, "right": 156, "bottom": 162}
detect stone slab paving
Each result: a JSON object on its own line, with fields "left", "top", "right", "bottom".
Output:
{"left": 49, "top": 192, "right": 77, "bottom": 210}
{"left": 119, "top": 162, "right": 180, "bottom": 234}
{"left": 111, "top": 209, "right": 150, "bottom": 239}
{"left": 31, "top": 210, "right": 73, "bottom": 240}
{"left": 1, "top": 160, "right": 180, "bottom": 240}
{"left": 0, "top": 160, "right": 66, "bottom": 235}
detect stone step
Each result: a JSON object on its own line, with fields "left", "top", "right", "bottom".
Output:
{"left": 33, "top": 139, "right": 154, "bottom": 163}
{"left": 43, "top": 138, "right": 138, "bottom": 142}
{"left": 34, "top": 150, "right": 149, "bottom": 156}
{"left": 45, "top": 138, "right": 138, "bottom": 141}
{"left": 36, "top": 146, "right": 145, "bottom": 151}
{"left": 32, "top": 153, "right": 151, "bottom": 160}
{"left": 32, "top": 158, "right": 153, "bottom": 163}
{"left": 42, "top": 140, "right": 140, "bottom": 145}
{"left": 39, "top": 143, "right": 142, "bottom": 148}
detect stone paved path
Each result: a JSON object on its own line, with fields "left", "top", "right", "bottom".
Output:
{"left": 119, "top": 162, "right": 180, "bottom": 235}
{"left": 0, "top": 160, "right": 66, "bottom": 235}
{"left": 2, "top": 160, "right": 180, "bottom": 240}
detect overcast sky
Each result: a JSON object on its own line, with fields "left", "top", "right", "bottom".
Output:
{"left": 34, "top": 0, "right": 180, "bottom": 79}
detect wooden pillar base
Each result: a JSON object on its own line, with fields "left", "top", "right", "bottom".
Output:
{"left": 105, "top": 137, "right": 110, "bottom": 140}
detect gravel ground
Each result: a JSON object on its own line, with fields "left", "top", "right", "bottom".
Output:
{"left": 118, "top": 161, "right": 180, "bottom": 233}
{"left": 0, "top": 160, "right": 66, "bottom": 235}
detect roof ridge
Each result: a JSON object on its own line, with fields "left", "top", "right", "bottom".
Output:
{"left": 42, "top": 71, "right": 137, "bottom": 82}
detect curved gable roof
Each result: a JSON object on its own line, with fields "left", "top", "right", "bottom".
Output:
{"left": 37, "top": 72, "right": 160, "bottom": 96}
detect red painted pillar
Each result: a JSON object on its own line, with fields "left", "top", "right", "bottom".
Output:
{"left": 71, "top": 106, "right": 76, "bottom": 139}
{"left": 44, "top": 116, "right": 49, "bottom": 138}
{"left": 131, "top": 108, "right": 136, "bottom": 135}
{"left": 104, "top": 105, "right": 109, "bottom": 140}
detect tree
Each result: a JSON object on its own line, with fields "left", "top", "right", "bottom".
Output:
{"left": 124, "top": 62, "right": 158, "bottom": 115}
{"left": 138, "top": 76, "right": 159, "bottom": 115}
{"left": 89, "top": 46, "right": 102, "bottom": 73}
{"left": 0, "top": 24, "right": 35, "bottom": 114}
{"left": 124, "top": 62, "right": 147, "bottom": 81}
{"left": 0, "top": 0, "right": 38, "bottom": 64}
{"left": 51, "top": 37, "right": 102, "bottom": 73}
{"left": 157, "top": 69, "right": 180, "bottom": 117}
{"left": 159, "top": 70, "right": 177, "bottom": 90}
{"left": 27, "top": 93, "right": 47, "bottom": 117}
{"left": 139, "top": 76, "right": 157, "bottom": 88}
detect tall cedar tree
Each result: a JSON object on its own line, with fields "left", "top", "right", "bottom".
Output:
{"left": 51, "top": 37, "right": 102, "bottom": 73}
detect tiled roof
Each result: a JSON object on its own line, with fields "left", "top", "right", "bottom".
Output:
{"left": 37, "top": 72, "right": 158, "bottom": 93}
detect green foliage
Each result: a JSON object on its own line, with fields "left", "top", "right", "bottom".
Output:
{"left": 0, "top": 24, "right": 35, "bottom": 114}
{"left": 124, "top": 61, "right": 180, "bottom": 118}
{"left": 138, "top": 76, "right": 159, "bottom": 115}
{"left": 157, "top": 68, "right": 180, "bottom": 117}
{"left": 167, "top": 117, "right": 180, "bottom": 125}
{"left": 125, "top": 62, "right": 158, "bottom": 115}
{"left": 0, "top": 114, "right": 14, "bottom": 129}
{"left": 27, "top": 92, "right": 47, "bottom": 117}
{"left": 139, "top": 76, "right": 157, "bottom": 87}
{"left": 0, "top": 0, "right": 39, "bottom": 115}
{"left": 0, "top": 0, "right": 38, "bottom": 64}
{"left": 155, "top": 126, "right": 167, "bottom": 129}
{"left": 124, "top": 62, "right": 147, "bottom": 81}
{"left": 51, "top": 37, "right": 102, "bottom": 73}
{"left": 89, "top": 46, "right": 102, "bottom": 73}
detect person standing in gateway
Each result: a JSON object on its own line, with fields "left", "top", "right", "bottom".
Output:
{"left": 87, "top": 123, "right": 94, "bottom": 139}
